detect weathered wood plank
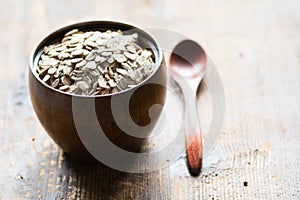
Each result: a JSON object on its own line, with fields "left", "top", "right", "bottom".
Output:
{"left": 0, "top": 0, "right": 300, "bottom": 199}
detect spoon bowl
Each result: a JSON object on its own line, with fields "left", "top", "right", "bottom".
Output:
{"left": 170, "top": 40, "right": 206, "bottom": 79}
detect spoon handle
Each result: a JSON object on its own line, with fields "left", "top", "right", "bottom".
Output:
{"left": 171, "top": 71, "right": 203, "bottom": 176}
{"left": 184, "top": 96, "right": 202, "bottom": 176}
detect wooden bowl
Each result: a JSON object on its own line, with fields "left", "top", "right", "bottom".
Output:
{"left": 29, "top": 20, "right": 166, "bottom": 162}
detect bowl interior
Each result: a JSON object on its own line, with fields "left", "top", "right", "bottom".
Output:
{"left": 30, "top": 20, "right": 163, "bottom": 97}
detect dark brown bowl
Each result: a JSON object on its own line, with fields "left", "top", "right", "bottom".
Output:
{"left": 29, "top": 20, "right": 166, "bottom": 162}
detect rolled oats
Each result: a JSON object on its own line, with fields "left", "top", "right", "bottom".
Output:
{"left": 37, "top": 29, "right": 155, "bottom": 95}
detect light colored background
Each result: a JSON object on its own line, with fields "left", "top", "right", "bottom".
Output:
{"left": 0, "top": 0, "right": 299, "bottom": 199}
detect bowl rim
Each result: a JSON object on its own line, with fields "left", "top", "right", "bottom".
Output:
{"left": 29, "top": 19, "right": 164, "bottom": 98}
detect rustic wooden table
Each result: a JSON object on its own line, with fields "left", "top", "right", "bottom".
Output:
{"left": 0, "top": 0, "right": 299, "bottom": 199}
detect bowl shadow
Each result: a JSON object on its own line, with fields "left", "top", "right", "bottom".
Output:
{"left": 58, "top": 153, "right": 166, "bottom": 199}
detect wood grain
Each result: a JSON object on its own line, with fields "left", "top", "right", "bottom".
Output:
{"left": 0, "top": 0, "right": 300, "bottom": 199}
